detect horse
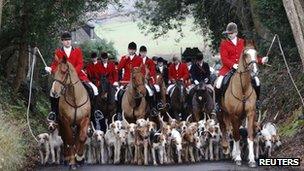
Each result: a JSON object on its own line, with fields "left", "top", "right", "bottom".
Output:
{"left": 94, "top": 74, "right": 116, "bottom": 130}
{"left": 191, "top": 82, "right": 214, "bottom": 122}
{"left": 217, "top": 40, "right": 259, "bottom": 167}
{"left": 168, "top": 80, "right": 187, "bottom": 121}
{"left": 121, "top": 67, "right": 147, "bottom": 123}
{"left": 52, "top": 56, "right": 90, "bottom": 169}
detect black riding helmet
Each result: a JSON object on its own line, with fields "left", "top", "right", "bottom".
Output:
{"left": 61, "top": 31, "right": 72, "bottom": 40}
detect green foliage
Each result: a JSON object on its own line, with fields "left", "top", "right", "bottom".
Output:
{"left": 255, "top": 0, "right": 298, "bottom": 60}
{"left": 79, "top": 39, "right": 118, "bottom": 61}
{"left": 279, "top": 107, "right": 304, "bottom": 138}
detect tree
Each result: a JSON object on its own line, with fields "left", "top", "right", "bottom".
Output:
{"left": 0, "top": 0, "right": 117, "bottom": 92}
{"left": 80, "top": 39, "right": 118, "bottom": 61}
{"left": 283, "top": 0, "right": 304, "bottom": 70}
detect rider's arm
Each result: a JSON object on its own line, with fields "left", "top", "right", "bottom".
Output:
{"left": 117, "top": 56, "right": 126, "bottom": 72}
{"left": 168, "top": 64, "right": 175, "bottom": 82}
{"left": 50, "top": 49, "right": 62, "bottom": 74}
{"left": 149, "top": 60, "right": 157, "bottom": 84}
{"left": 220, "top": 41, "right": 235, "bottom": 69}
{"left": 182, "top": 63, "right": 189, "bottom": 81}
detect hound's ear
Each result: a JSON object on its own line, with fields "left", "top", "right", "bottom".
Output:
{"left": 44, "top": 134, "right": 49, "bottom": 141}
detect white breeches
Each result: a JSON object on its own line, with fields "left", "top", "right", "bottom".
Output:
{"left": 214, "top": 75, "right": 224, "bottom": 89}
{"left": 88, "top": 82, "right": 99, "bottom": 96}
{"left": 50, "top": 81, "right": 98, "bottom": 97}
{"left": 145, "top": 84, "right": 154, "bottom": 96}
{"left": 186, "top": 84, "right": 196, "bottom": 94}
{"left": 166, "top": 84, "right": 175, "bottom": 95}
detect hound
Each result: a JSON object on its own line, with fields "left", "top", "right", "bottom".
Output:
{"left": 37, "top": 133, "right": 50, "bottom": 165}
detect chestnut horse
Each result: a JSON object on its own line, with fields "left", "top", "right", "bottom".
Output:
{"left": 217, "top": 41, "right": 259, "bottom": 167}
{"left": 122, "top": 67, "right": 147, "bottom": 123}
{"left": 52, "top": 57, "right": 90, "bottom": 169}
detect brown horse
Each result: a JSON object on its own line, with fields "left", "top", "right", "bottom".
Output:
{"left": 95, "top": 75, "right": 116, "bottom": 130}
{"left": 122, "top": 67, "right": 147, "bottom": 123}
{"left": 52, "top": 57, "right": 90, "bottom": 169}
{"left": 217, "top": 41, "right": 259, "bottom": 167}
{"left": 155, "top": 73, "right": 167, "bottom": 109}
{"left": 191, "top": 82, "right": 214, "bottom": 122}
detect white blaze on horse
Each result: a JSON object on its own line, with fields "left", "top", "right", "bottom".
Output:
{"left": 217, "top": 40, "right": 259, "bottom": 167}
{"left": 52, "top": 56, "right": 91, "bottom": 169}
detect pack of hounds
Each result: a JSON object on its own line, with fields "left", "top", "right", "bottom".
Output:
{"left": 37, "top": 112, "right": 281, "bottom": 165}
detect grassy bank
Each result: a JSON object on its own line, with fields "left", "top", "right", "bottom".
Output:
{"left": 0, "top": 77, "right": 49, "bottom": 170}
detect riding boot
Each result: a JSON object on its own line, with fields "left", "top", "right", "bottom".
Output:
{"left": 155, "top": 92, "right": 163, "bottom": 110}
{"left": 252, "top": 82, "right": 261, "bottom": 111}
{"left": 115, "top": 99, "right": 122, "bottom": 121}
{"left": 146, "top": 95, "right": 158, "bottom": 117}
{"left": 47, "top": 97, "right": 59, "bottom": 122}
{"left": 214, "top": 88, "right": 222, "bottom": 113}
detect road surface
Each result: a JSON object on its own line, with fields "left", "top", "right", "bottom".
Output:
{"left": 36, "top": 161, "right": 301, "bottom": 171}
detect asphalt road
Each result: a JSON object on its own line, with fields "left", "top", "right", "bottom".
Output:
{"left": 36, "top": 161, "right": 301, "bottom": 171}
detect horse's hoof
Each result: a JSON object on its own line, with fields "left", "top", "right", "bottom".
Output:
{"left": 248, "top": 161, "right": 257, "bottom": 168}
{"left": 235, "top": 160, "right": 242, "bottom": 166}
{"left": 69, "top": 164, "right": 77, "bottom": 170}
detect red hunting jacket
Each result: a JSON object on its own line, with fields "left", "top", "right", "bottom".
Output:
{"left": 142, "top": 56, "right": 156, "bottom": 85}
{"left": 168, "top": 63, "right": 189, "bottom": 84}
{"left": 118, "top": 54, "right": 143, "bottom": 84}
{"left": 86, "top": 61, "right": 118, "bottom": 86}
{"left": 219, "top": 38, "right": 263, "bottom": 76}
{"left": 51, "top": 47, "right": 89, "bottom": 81}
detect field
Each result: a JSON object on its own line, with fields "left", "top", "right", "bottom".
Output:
{"left": 95, "top": 17, "right": 212, "bottom": 60}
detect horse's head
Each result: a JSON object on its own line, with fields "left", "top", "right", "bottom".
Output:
{"left": 131, "top": 67, "right": 146, "bottom": 98}
{"left": 175, "top": 80, "right": 186, "bottom": 102}
{"left": 241, "top": 40, "right": 259, "bottom": 77}
{"left": 52, "top": 55, "right": 77, "bottom": 97}
{"left": 195, "top": 82, "right": 207, "bottom": 105}
{"left": 98, "top": 75, "right": 109, "bottom": 98}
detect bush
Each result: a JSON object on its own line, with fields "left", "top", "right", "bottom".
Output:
{"left": 0, "top": 114, "right": 27, "bottom": 171}
{"left": 79, "top": 39, "right": 118, "bottom": 61}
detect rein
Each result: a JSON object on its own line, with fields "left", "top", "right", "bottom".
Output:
{"left": 230, "top": 49, "right": 256, "bottom": 114}
{"left": 54, "top": 64, "right": 89, "bottom": 145}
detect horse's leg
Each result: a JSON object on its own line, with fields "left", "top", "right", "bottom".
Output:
{"left": 217, "top": 112, "right": 229, "bottom": 155}
{"left": 231, "top": 117, "right": 242, "bottom": 166}
{"left": 59, "top": 116, "right": 76, "bottom": 167}
{"left": 247, "top": 111, "right": 257, "bottom": 167}
{"left": 75, "top": 116, "right": 90, "bottom": 164}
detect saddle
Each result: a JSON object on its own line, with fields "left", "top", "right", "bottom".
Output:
{"left": 222, "top": 69, "right": 236, "bottom": 97}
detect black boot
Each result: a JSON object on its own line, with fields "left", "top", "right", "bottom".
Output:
{"left": 252, "top": 81, "right": 261, "bottom": 111}
{"left": 147, "top": 95, "right": 158, "bottom": 117}
{"left": 47, "top": 97, "right": 59, "bottom": 122}
{"left": 214, "top": 88, "right": 222, "bottom": 113}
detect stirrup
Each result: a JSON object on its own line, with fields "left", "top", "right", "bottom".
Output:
{"left": 47, "top": 111, "right": 57, "bottom": 122}
{"left": 94, "top": 110, "right": 104, "bottom": 121}
{"left": 214, "top": 103, "right": 221, "bottom": 113}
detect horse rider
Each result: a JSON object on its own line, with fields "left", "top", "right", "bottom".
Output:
{"left": 214, "top": 22, "right": 269, "bottom": 112}
{"left": 139, "top": 45, "right": 160, "bottom": 114}
{"left": 115, "top": 42, "right": 143, "bottom": 118}
{"left": 156, "top": 57, "right": 169, "bottom": 86}
{"left": 166, "top": 56, "right": 190, "bottom": 98}
{"left": 86, "top": 52, "right": 104, "bottom": 87}
{"left": 44, "top": 31, "right": 102, "bottom": 129}
{"left": 98, "top": 52, "right": 119, "bottom": 86}
{"left": 187, "top": 52, "right": 216, "bottom": 118}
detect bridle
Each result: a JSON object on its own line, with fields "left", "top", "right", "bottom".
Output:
{"left": 231, "top": 47, "right": 258, "bottom": 113}
{"left": 53, "top": 63, "right": 89, "bottom": 144}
